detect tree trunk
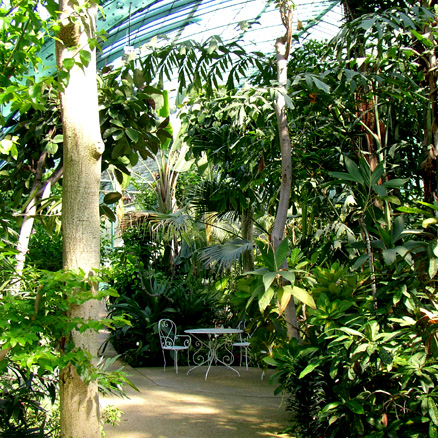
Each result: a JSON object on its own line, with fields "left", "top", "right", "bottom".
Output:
{"left": 241, "top": 207, "right": 254, "bottom": 272}
{"left": 56, "top": 1, "right": 103, "bottom": 436}
{"left": 13, "top": 155, "right": 62, "bottom": 292}
{"left": 272, "top": 36, "right": 299, "bottom": 341}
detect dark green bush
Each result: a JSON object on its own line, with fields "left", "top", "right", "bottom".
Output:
{"left": 0, "top": 361, "right": 58, "bottom": 437}
{"left": 27, "top": 226, "right": 62, "bottom": 272}
{"left": 105, "top": 266, "right": 223, "bottom": 366}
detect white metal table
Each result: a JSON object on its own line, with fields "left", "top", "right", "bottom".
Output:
{"left": 184, "top": 328, "right": 243, "bottom": 380}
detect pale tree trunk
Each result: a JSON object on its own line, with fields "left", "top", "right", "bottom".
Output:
{"left": 241, "top": 207, "right": 254, "bottom": 272}
{"left": 13, "top": 155, "right": 62, "bottom": 292}
{"left": 271, "top": 32, "right": 300, "bottom": 341}
{"left": 56, "top": 1, "right": 104, "bottom": 436}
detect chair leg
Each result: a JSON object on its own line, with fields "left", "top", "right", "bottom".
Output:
{"left": 244, "top": 347, "right": 248, "bottom": 371}
{"left": 162, "top": 349, "right": 167, "bottom": 372}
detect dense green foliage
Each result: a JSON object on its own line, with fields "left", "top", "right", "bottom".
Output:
{"left": 104, "top": 225, "right": 224, "bottom": 366}
{"left": 3, "top": 0, "right": 438, "bottom": 436}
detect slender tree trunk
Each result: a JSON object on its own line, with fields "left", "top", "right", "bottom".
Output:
{"left": 14, "top": 193, "right": 38, "bottom": 290}
{"left": 56, "top": 1, "right": 103, "bottom": 436}
{"left": 241, "top": 207, "right": 254, "bottom": 272}
{"left": 13, "top": 154, "right": 62, "bottom": 292}
{"left": 272, "top": 36, "right": 299, "bottom": 340}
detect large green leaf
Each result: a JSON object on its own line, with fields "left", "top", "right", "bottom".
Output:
{"left": 382, "top": 248, "right": 397, "bottom": 265}
{"left": 256, "top": 241, "right": 276, "bottom": 271}
{"left": 280, "top": 270, "right": 296, "bottom": 284}
{"left": 110, "top": 118, "right": 124, "bottom": 128}
{"left": 126, "top": 128, "right": 139, "bottom": 143}
{"left": 79, "top": 49, "right": 91, "bottom": 67}
{"left": 372, "top": 184, "right": 386, "bottom": 198}
{"left": 99, "top": 204, "right": 116, "bottom": 222}
{"left": 277, "top": 286, "right": 292, "bottom": 313}
{"left": 370, "top": 161, "right": 385, "bottom": 185}
{"left": 298, "top": 362, "right": 320, "bottom": 379}
{"left": 383, "top": 178, "right": 408, "bottom": 188}
{"left": 312, "top": 77, "right": 330, "bottom": 93}
{"left": 345, "top": 400, "right": 364, "bottom": 415}
{"left": 291, "top": 286, "right": 316, "bottom": 309}
{"left": 275, "top": 238, "right": 289, "bottom": 268}
{"left": 397, "top": 206, "right": 429, "bottom": 215}
{"left": 259, "top": 287, "right": 275, "bottom": 312}
{"left": 337, "top": 327, "right": 365, "bottom": 338}
{"left": 429, "top": 397, "right": 438, "bottom": 426}
{"left": 329, "top": 171, "right": 358, "bottom": 182}
{"left": 392, "top": 215, "right": 405, "bottom": 243}
{"left": 103, "top": 192, "right": 122, "bottom": 204}
{"left": 344, "top": 156, "right": 364, "bottom": 185}
{"left": 429, "top": 257, "right": 438, "bottom": 279}
{"left": 62, "top": 58, "right": 75, "bottom": 70}
{"left": 262, "top": 272, "right": 277, "bottom": 292}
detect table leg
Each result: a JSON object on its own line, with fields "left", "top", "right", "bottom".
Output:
{"left": 211, "top": 336, "right": 240, "bottom": 378}
{"left": 186, "top": 334, "right": 240, "bottom": 380}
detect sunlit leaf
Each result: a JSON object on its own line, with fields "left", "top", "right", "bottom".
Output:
{"left": 259, "top": 287, "right": 275, "bottom": 312}
{"left": 299, "top": 362, "right": 319, "bottom": 379}
{"left": 291, "top": 286, "right": 316, "bottom": 309}
{"left": 79, "top": 49, "right": 91, "bottom": 67}
{"left": 423, "top": 218, "right": 438, "bottom": 228}
{"left": 277, "top": 286, "right": 292, "bottom": 314}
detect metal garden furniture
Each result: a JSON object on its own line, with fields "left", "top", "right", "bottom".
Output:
{"left": 158, "top": 319, "right": 191, "bottom": 374}
{"left": 231, "top": 321, "right": 251, "bottom": 370}
{"left": 184, "top": 327, "right": 243, "bottom": 380}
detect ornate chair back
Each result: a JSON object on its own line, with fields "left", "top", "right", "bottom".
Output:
{"left": 158, "top": 319, "right": 191, "bottom": 374}
{"left": 158, "top": 319, "right": 178, "bottom": 349}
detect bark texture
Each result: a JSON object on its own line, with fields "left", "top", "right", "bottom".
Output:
{"left": 56, "top": 1, "right": 103, "bottom": 436}
{"left": 272, "top": 36, "right": 299, "bottom": 340}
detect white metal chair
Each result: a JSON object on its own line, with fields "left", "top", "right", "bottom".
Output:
{"left": 232, "top": 321, "right": 251, "bottom": 370}
{"left": 158, "top": 319, "right": 191, "bottom": 374}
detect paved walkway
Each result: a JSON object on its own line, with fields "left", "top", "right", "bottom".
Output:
{"left": 101, "top": 363, "right": 292, "bottom": 438}
{"left": 99, "top": 332, "right": 293, "bottom": 438}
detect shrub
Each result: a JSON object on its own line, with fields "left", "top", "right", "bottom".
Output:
{"left": 104, "top": 268, "right": 223, "bottom": 367}
{"left": 0, "top": 361, "right": 59, "bottom": 437}
{"left": 268, "top": 263, "right": 438, "bottom": 438}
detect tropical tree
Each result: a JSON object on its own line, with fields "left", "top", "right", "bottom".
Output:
{"left": 56, "top": 0, "right": 103, "bottom": 435}
{"left": 181, "top": 85, "right": 278, "bottom": 272}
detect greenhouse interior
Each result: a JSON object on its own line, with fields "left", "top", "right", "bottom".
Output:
{"left": 3, "top": 1, "right": 438, "bottom": 437}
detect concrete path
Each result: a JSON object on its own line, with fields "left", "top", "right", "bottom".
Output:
{"left": 100, "top": 363, "right": 292, "bottom": 438}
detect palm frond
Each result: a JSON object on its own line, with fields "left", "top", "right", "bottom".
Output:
{"left": 198, "top": 238, "right": 254, "bottom": 271}
{"left": 187, "top": 178, "right": 243, "bottom": 219}
{"left": 147, "top": 210, "right": 193, "bottom": 236}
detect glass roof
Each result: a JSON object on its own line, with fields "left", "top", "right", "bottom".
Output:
{"left": 38, "top": 0, "right": 344, "bottom": 73}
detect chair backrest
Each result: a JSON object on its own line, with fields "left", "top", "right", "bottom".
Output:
{"left": 237, "top": 320, "right": 249, "bottom": 342}
{"left": 158, "top": 319, "right": 177, "bottom": 348}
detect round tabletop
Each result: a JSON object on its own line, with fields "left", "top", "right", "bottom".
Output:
{"left": 184, "top": 328, "right": 243, "bottom": 335}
